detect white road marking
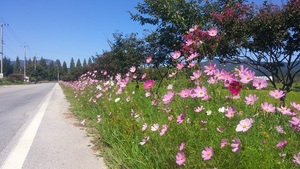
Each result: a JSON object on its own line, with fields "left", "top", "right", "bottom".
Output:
{"left": 1, "top": 84, "right": 57, "bottom": 169}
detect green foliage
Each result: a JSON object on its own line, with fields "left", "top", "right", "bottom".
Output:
{"left": 61, "top": 64, "right": 300, "bottom": 168}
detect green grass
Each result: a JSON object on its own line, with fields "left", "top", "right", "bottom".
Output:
{"left": 60, "top": 72, "right": 300, "bottom": 169}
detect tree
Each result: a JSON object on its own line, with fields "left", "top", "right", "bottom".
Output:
{"left": 13, "top": 56, "right": 21, "bottom": 74}
{"left": 93, "top": 32, "right": 146, "bottom": 76}
{"left": 130, "top": 0, "right": 217, "bottom": 65}
{"left": 3, "top": 56, "right": 13, "bottom": 76}
{"left": 211, "top": 0, "right": 300, "bottom": 104}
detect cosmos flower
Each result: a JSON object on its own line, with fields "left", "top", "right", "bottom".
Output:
{"left": 208, "top": 27, "right": 218, "bottom": 37}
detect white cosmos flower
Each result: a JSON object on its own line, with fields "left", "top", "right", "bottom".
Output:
{"left": 115, "top": 98, "right": 120, "bottom": 102}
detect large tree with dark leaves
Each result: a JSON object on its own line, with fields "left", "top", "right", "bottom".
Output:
{"left": 211, "top": 0, "right": 300, "bottom": 104}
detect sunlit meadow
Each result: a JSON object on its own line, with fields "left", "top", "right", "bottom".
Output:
{"left": 60, "top": 27, "right": 300, "bottom": 169}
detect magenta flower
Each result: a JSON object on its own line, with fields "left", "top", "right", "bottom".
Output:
{"left": 208, "top": 27, "right": 218, "bottom": 37}
{"left": 261, "top": 102, "right": 276, "bottom": 113}
{"left": 276, "top": 139, "right": 287, "bottom": 149}
{"left": 176, "top": 152, "right": 186, "bottom": 166}
{"left": 179, "top": 89, "right": 191, "bottom": 98}
{"left": 220, "top": 138, "right": 228, "bottom": 148}
{"left": 177, "top": 113, "right": 186, "bottom": 124}
{"left": 231, "top": 138, "right": 241, "bottom": 153}
{"left": 202, "top": 146, "right": 213, "bottom": 160}
{"left": 144, "top": 79, "right": 155, "bottom": 90}
{"left": 236, "top": 118, "right": 253, "bottom": 132}
{"left": 162, "top": 91, "right": 175, "bottom": 104}
{"left": 228, "top": 81, "right": 242, "bottom": 96}
{"left": 253, "top": 78, "right": 268, "bottom": 90}
{"left": 269, "top": 89, "right": 285, "bottom": 99}
{"left": 244, "top": 94, "right": 258, "bottom": 105}
{"left": 160, "top": 124, "right": 168, "bottom": 136}
{"left": 172, "top": 51, "right": 181, "bottom": 60}
{"left": 293, "top": 152, "right": 300, "bottom": 166}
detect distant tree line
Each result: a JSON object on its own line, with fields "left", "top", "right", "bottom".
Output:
{"left": 0, "top": 56, "right": 93, "bottom": 82}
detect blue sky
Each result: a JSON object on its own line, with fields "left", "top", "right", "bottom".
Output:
{"left": 1, "top": 0, "right": 284, "bottom": 66}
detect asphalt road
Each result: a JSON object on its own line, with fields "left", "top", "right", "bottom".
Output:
{"left": 0, "top": 83, "right": 106, "bottom": 169}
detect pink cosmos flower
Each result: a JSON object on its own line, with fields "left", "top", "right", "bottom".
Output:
{"left": 179, "top": 142, "right": 186, "bottom": 151}
{"left": 142, "top": 123, "right": 148, "bottom": 131}
{"left": 207, "top": 77, "right": 218, "bottom": 84}
{"left": 169, "top": 72, "right": 177, "bottom": 78}
{"left": 231, "top": 138, "right": 241, "bottom": 153}
{"left": 160, "top": 124, "right": 168, "bottom": 136}
{"left": 194, "top": 106, "right": 205, "bottom": 113}
{"left": 277, "top": 106, "right": 292, "bottom": 115}
{"left": 186, "top": 52, "right": 199, "bottom": 61}
{"left": 141, "top": 73, "right": 147, "bottom": 79}
{"left": 275, "top": 126, "right": 285, "bottom": 134}
{"left": 228, "top": 81, "right": 242, "bottom": 96}
{"left": 151, "top": 123, "right": 159, "bottom": 131}
{"left": 236, "top": 118, "right": 253, "bottom": 132}
{"left": 176, "top": 152, "right": 186, "bottom": 166}
{"left": 144, "top": 79, "right": 155, "bottom": 90}
{"left": 129, "top": 66, "right": 136, "bottom": 73}
{"left": 176, "top": 62, "right": 185, "bottom": 70}
{"left": 276, "top": 139, "right": 287, "bottom": 149}
{"left": 220, "top": 138, "right": 227, "bottom": 148}
{"left": 177, "top": 113, "right": 186, "bottom": 124}
{"left": 146, "top": 56, "right": 152, "bottom": 63}
{"left": 190, "top": 70, "right": 202, "bottom": 80}
{"left": 162, "top": 91, "right": 175, "bottom": 104}
{"left": 261, "top": 102, "right": 276, "bottom": 113}
{"left": 253, "top": 78, "right": 268, "bottom": 90}
{"left": 239, "top": 70, "right": 255, "bottom": 84}
{"left": 139, "top": 136, "right": 149, "bottom": 145}
{"left": 190, "top": 86, "right": 207, "bottom": 98}
{"left": 204, "top": 62, "right": 216, "bottom": 76}
{"left": 269, "top": 89, "right": 285, "bottom": 99}
{"left": 179, "top": 89, "right": 190, "bottom": 98}
{"left": 289, "top": 116, "right": 300, "bottom": 131}
{"left": 97, "top": 115, "right": 101, "bottom": 123}
{"left": 189, "top": 25, "right": 198, "bottom": 32}
{"left": 244, "top": 94, "right": 258, "bottom": 105}
{"left": 172, "top": 51, "right": 181, "bottom": 60}
{"left": 291, "top": 102, "right": 300, "bottom": 111}
{"left": 293, "top": 152, "right": 300, "bottom": 166}
{"left": 225, "top": 106, "right": 236, "bottom": 118}
{"left": 208, "top": 27, "right": 218, "bottom": 37}
{"left": 202, "top": 146, "right": 213, "bottom": 160}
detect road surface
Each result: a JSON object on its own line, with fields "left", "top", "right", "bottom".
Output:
{"left": 0, "top": 83, "right": 107, "bottom": 169}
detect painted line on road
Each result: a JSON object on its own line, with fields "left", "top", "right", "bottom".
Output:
{"left": 0, "top": 84, "right": 57, "bottom": 169}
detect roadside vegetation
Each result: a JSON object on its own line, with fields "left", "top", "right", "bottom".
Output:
{"left": 60, "top": 59, "right": 300, "bottom": 168}
{"left": 59, "top": 0, "right": 300, "bottom": 168}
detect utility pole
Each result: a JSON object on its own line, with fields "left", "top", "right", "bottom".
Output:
{"left": 0, "top": 23, "right": 3, "bottom": 79}
{"left": 0, "top": 23, "right": 8, "bottom": 79}
{"left": 23, "top": 45, "right": 28, "bottom": 80}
